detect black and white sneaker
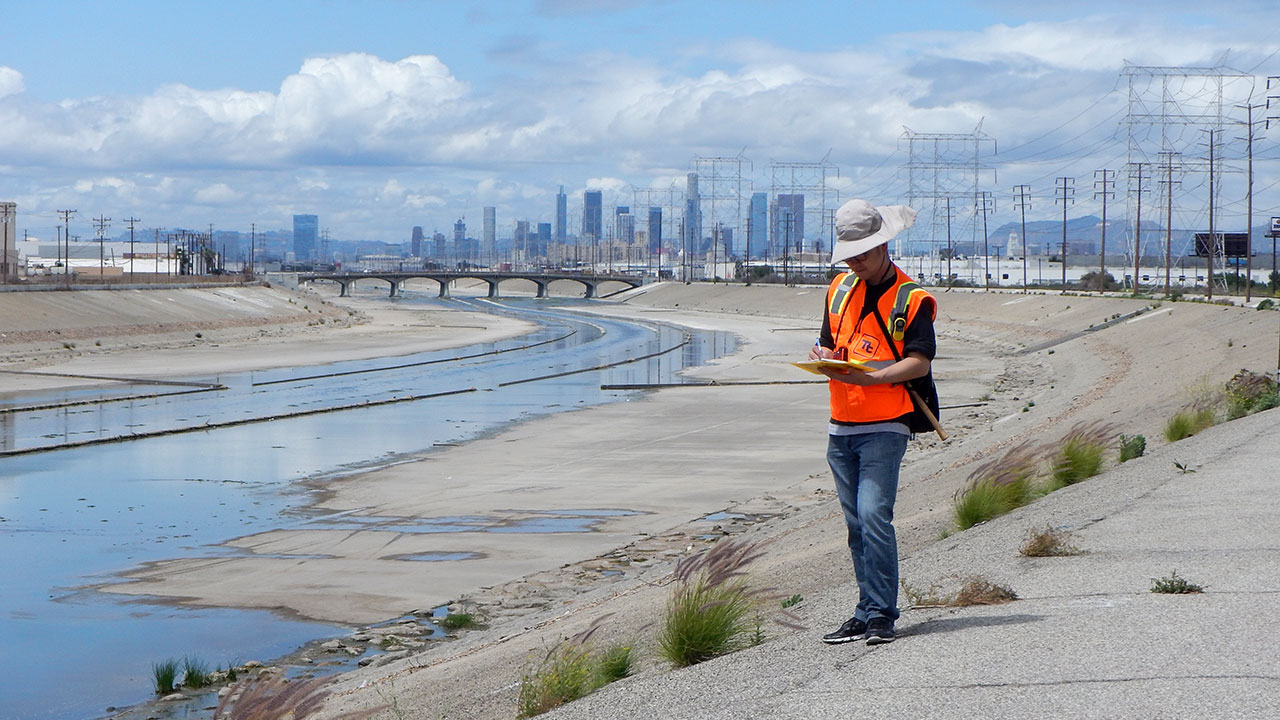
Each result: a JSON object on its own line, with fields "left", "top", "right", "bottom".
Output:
{"left": 865, "top": 617, "right": 896, "bottom": 645}
{"left": 821, "top": 616, "right": 867, "bottom": 644}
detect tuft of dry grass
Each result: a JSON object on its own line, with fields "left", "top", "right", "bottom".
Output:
{"left": 1019, "top": 526, "right": 1084, "bottom": 557}
{"left": 214, "top": 673, "right": 385, "bottom": 720}
{"left": 953, "top": 577, "right": 1019, "bottom": 606}
{"left": 901, "top": 575, "right": 1018, "bottom": 608}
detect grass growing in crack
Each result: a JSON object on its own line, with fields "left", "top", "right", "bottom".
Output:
{"left": 780, "top": 594, "right": 803, "bottom": 609}
{"left": 1150, "top": 570, "right": 1205, "bottom": 594}
{"left": 152, "top": 658, "right": 180, "bottom": 695}
{"left": 1118, "top": 433, "right": 1146, "bottom": 462}
{"left": 658, "top": 540, "right": 767, "bottom": 668}
{"left": 953, "top": 577, "right": 1019, "bottom": 605}
{"left": 1164, "top": 407, "right": 1216, "bottom": 442}
{"left": 516, "top": 619, "right": 634, "bottom": 719}
{"left": 1019, "top": 526, "right": 1084, "bottom": 557}
{"left": 181, "top": 655, "right": 211, "bottom": 689}
{"left": 215, "top": 673, "right": 386, "bottom": 719}
{"left": 901, "top": 576, "right": 1017, "bottom": 607}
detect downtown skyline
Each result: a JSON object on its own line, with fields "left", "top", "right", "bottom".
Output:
{"left": 3, "top": 1, "right": 1280, "bottom": 251}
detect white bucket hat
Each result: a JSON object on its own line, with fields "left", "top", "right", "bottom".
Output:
{"left": 830, "top": 199, "right": 917, "bottom": 264}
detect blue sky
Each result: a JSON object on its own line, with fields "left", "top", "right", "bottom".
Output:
{"left": 2, "top": 0, "right": 1278, "bottom": 246}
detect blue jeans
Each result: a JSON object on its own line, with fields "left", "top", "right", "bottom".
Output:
{"left": 827, "top": 432, "right": 908, "bottom": 623}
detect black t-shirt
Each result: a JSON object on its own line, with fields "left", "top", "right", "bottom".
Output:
{"left": 819, "top": 272, "right": 936, "bottom": 360}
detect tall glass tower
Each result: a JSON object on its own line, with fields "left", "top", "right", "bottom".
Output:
{"left": 582, "top": 191, "right": 603, "bottom": 241}
{"left": 555, "top": 186, "right": 567, "bottom": 243}
{"left": 748, "top": 192, "right": 767, "bottom": 260}
{"left": 293, "top": 214, "right": 318, "bottom": 262}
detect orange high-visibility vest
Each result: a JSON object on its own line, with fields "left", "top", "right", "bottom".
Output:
{"left": 824, "top": 265, "right": 935, "bottom": 424}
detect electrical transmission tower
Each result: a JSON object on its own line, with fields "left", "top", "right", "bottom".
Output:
{"left": 631, "top": 183, "right": 685, "bottom": 277}
{"left": 901, "top": 123, "right": 996, "bottom": 277}
{"left": 769, "top": 154, "right": 841, "bottom": 262}
{"left": 694, "top": 153, "right": 751, "bottom": 275}
{"left": 1122, "top": 62, "right": 1252, "bottom": 291}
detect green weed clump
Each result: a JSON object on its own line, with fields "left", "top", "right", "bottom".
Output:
{"left": 439, "top": 611, "right": 481, "bottom": 631}
{"left": 1224, "top": 369, "right": 1279, "bottom": 420}
{"left": 658, "top": 541, "right": 765, "bottom": 668}
{"left": 516, "top": 620, "right": 634, "bottom": 719}
{"left": 152, "top": 658, "right": 180, "bottom": 695}
{"left": 953, "top": 442, "right": 1038, "bottom": 530}
{"left": 1118, "top": 434, "right": 1146, "bottom": 463}
{"left": 1164, "top": 407, "right": 1216, "bottom": 442}
{"left": 181, "top": 656, "right": 211, "bottom": 689}
{"left": 1049, "top": 423, "right": 1111, "bottom": 489}
{"left": 1150, "top": 570, "right": 1205, "bottom": 594}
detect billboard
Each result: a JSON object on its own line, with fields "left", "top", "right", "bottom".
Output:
{"left": 1192, "top": 232, "right": 1250, "bottom": 258}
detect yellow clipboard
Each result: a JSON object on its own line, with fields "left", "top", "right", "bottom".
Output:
{"left": 791, "top": 359, "right": 874, "bottom": 375}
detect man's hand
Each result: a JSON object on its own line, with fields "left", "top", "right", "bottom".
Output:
{"left": 808, "top": 344, "right": 836, "bottom": 361}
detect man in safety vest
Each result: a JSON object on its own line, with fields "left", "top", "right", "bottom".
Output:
{"left": 808, "top": 198, "right": 937, "bottom": 646}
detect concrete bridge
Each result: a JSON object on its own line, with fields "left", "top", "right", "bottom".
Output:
{"left": 297, "top": 270, "right": 646, "bottom": 299}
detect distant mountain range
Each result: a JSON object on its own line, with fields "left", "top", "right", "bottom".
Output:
{"left": 906, "top": 215, "right": 1277, "bottom": 258}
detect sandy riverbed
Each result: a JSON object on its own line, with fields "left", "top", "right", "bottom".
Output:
{"left": 4, "top": 280, "right": 1276, "bottom": 719}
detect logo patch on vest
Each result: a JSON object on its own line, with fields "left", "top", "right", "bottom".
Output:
{"left": 853, "top": 333, "right": 880, "bottom": 358}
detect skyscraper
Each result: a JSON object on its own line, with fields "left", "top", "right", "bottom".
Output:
{"left": 748, "top": 192, "right": 767, "bottom": 260}
{"left": 293, "top": 214, "right": 318, "bottom": 262}
{"left": 685, "top": 173, "right": 701, "bottom": 254}
{"left": 555, "top": 186, "right": 567, "bottom": 244}
{"left": 453, "top": 218, "right": 466, "bottom": 262}
{"left": 411, "top": 226, "right": 424, "bottom": 258}
{"left": 537, "top": 222, "right": 551, "bottom": 258}
{"left": 774, "top": 194, "right": 804, "bottom": 254}
{"left": 483, "top": 207, "right": 496, "bottom": 263}
{"left": 582, "top": 191, "right": 603, "bottom": 241}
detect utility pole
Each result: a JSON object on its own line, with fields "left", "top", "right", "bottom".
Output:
{"left": 943, "top": 196, "right": 955, "bottom": 288}
{"left": 1205, "top": 128, "right": 1217, "bottom": 300}
{"left": 1237, "top": 102, "right": 1263, "bottom": 302}
{"left": 1013, "top": 185, "right": 1031, "bottom": 292}
{"left": 1158, "top": 152, "right": 1182, "bottom": 294}
{"left": 975, "top": 191, "right": 994, "bottom": 290}
{"left": 1055, "top": 177, "right": 1074, "bottom": 289}
{"left": 93, "top": 215, "right": 111, "bottom": 276}
{"left": 1129, "top": 164, "right": 1148, "bottom": 294}
{"left": 124, "top": 217, "right": 139, "bottom": 277}
{"left": 1093, "top": 170, "right": 1115, "bottom": 290}
{"left": 58, "top": 209, "right": 76, "bottom": 276}
{"left": 250, "top": 223, "right": 256, "bottom": 276}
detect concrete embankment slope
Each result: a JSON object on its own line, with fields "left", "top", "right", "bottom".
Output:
{"left": 0, "top": 283, "right": 349, "bottom": 364}
{"left": 546, "top": 404, "right": 1280, "bottom": 720}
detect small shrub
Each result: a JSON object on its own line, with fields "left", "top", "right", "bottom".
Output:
{"left": 1224, "top": 369, "right": 1279, "bottom": 419}
{"left": 1257, "top": 298, "right": 1275, "bottom": 310}
{"left": 1019, "top": 526, "right": 1083, "bottom": 557}
{"left": 900, "top": 579, "right": 949, "bottom": 607}
{"left": 658, "top": 541, "right": 764, "bottom": 668}
{"left": 181, "top": 656, "right": 210, "bottom": 689}
{"left": 1150, "top": 570, "right": 1205, "bottom": 594}
{"left": 1118, "top": 434, "right": 1146, "bottom": 462}
{"left": 152, "top": 658, "right": 180, "bottom": 695}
